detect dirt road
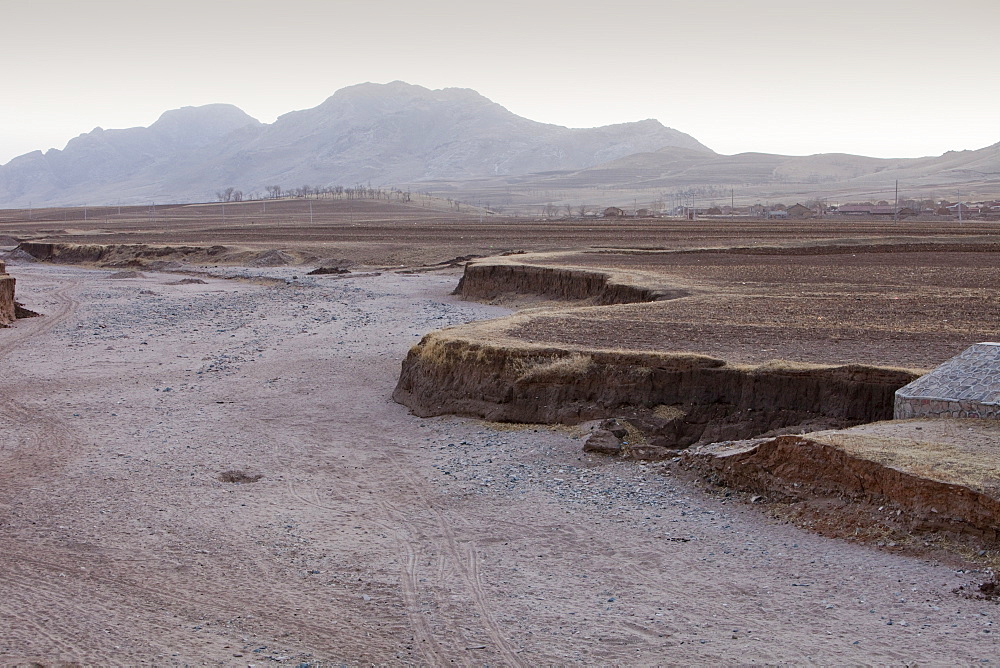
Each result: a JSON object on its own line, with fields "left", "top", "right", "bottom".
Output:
{"left": 1, "top": 262, "right": 997, "bottom": 665}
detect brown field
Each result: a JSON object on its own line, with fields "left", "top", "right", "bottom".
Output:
{"left": 489, "top": 243, "right": 1000, "bottom": 370}
{"left": 2, "top": 201, "right": 1000, "bottom": 664}
{"left": 2, "top": 196, "right": 998, "bottom": 265}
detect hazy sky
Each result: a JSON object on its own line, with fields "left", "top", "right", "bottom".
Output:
{"left": 2, "top": 0, "right": 997, "bottom": 165}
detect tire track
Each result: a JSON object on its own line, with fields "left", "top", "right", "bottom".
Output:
{"left": 0, "top": 274, "right": 83, "bottom": 500}
{"left": 392, "top": 466, "right": 524, "bottom": 666}
{"left": 0, "top": 274, "right": 80, "bottom": 358}
{"left": 285, "top": 479, "right": 356, "bottom": 521}
{"left": 290, "top": 433, "right": 459, "bottom": 664}
{"left": 0, "top": 544, "right": 369, "bottom": 652}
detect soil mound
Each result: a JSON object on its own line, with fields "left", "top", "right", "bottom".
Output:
{"left": 107, "top": 270, "right": 145, "bottom": 279}
{"left": 248, "top": 249, "right": 295, "bottom": 267}
{"left": 0, "top": 248, "right": 39, "bottom": 263}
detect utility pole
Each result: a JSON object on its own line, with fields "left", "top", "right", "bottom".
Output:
{"left": 894, "top": 180, "right": 899, "bottom": 223}
{"left": 309, "top": 199, "right": 313, "bottom": 224}
{"left": 958, "top": 191, "right": 963, "bottom": 222}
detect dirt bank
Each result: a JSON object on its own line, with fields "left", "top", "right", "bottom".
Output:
{"left": 15, "top": 241, "right": 329, "bottom": 269}
{"left": 393, "top": 327, "right": 918, "bottom": 457}
{"left": 682, "top": 419, "right": 1000, "bottom": 549}
{"left": 0, "top": 260, "right": 14, "bottom": 325}
{"left": 454, "top": 255, "right": 689, "bottom": 305}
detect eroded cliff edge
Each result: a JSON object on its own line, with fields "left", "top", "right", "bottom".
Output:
{"left": 453, "top": 255, "right": 690, "bottom": 305}
{"left": 682, "top": 419, "right": 1000, "bottom": 548}
{"left": 0, "top": 261, "right": 16, "bottom": 326}
{"left": 393, "top": 323, "right": 918, "bottom": 458}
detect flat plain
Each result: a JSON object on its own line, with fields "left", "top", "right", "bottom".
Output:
{"left": 1, "top": 201, "right": 999, "bottom": 664}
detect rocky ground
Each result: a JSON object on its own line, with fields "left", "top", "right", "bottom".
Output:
{"left": 2, "top": 259, "right": 999, "bottom": 665}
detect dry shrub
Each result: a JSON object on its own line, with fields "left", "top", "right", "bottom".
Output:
{"left": 653, "top": 404, "right": 686, "bottom": 421}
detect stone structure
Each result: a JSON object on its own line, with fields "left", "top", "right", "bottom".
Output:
{"left": 0, "top": 260, "right": 15, "bottom": 326}
{"left": 894, "top": 343, "right": 1000, "bottom": 419}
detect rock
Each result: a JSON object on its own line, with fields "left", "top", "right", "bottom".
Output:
{"left": 601, "top": 417, "right": 629, "bottom": 440}
{"left": 583, "top": 429, "right": 623, "bottom": 455}
{"left": 307, "top": 266, "right": 351, "bottom": 275}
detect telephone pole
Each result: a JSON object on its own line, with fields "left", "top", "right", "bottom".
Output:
{"left": 893, "top": 180, "right": 899, "bottom": 223}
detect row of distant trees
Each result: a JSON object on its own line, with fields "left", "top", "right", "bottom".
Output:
{"left": 216, "top": 184, "right": 411, "bottom": 203}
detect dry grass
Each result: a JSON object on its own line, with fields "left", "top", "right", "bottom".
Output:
{"left": 475, "top": 420, "right": 590, "bottom": 437}
{"left": 517, "top": 354, "right": 594, "bottom": 383}
{"left": 653, "top": 404, "right": 686, "bottom": 421}
{"left": 811, "top": 420, "right": 1000, "bottom": 491}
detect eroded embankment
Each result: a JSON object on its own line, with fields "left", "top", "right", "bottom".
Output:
{"left": 454, "top": 257, "right": 689, "bottom": 305}
{"left": 17, "top": 242, "right": 232, "bottom": 266}
{"left": 393, "top": 330, "right": 918, "bottom": 458}
{"left": 0, "top": 261, "right": 15, "bottom": 326}
{"left": 683, "top": 424, "right": 1000, "bottom": 546}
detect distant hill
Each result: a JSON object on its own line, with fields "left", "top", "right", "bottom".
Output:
{"left": 0, "top": 81, "right": 711, "bottom": 207}
{"left": 432, "top": 142, "right": 1000, "bottom": 211}
{"left": 1, "top": 81, "right": 996, "bottom": 210}
{"left": 0, "top": 104, "right": 262, "bottom": 206}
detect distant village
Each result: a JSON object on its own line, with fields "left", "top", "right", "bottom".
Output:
{"left": 594, "top": 199, "right": 1000, "bottom": 221}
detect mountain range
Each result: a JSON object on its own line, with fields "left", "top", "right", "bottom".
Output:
{"left": 1, "top": 81, "right": 997, "bottom": 210}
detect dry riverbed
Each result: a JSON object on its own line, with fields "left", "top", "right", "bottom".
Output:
{"left": 1, "top": 260, "right": 997, "bottom": 665}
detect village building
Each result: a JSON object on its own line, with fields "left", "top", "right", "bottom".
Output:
{"left": 786, "top": 203, "right": 813, "bottom": 219}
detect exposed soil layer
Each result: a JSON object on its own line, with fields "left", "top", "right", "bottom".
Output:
{"left": 19, "top": 241, "right": 258, "bottom": 267}
{"left": 682, "top": 419, "right": 1000, "bottom": 548}
{"left": 396, "top": 235, "right": 996, "bottom": 462}
{"left": 454, "top": 256, "right": 687, "bottom": 305}
{"left": 0, "top": 260, "right": 14, "bottom": 325}
{"left": 393, "top": 329, "right": 917, "bottom": 457}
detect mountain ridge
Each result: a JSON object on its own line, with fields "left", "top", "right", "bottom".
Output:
{"left": 0, "top": 81, "right": 996, "bottom": 209}
{"left": 0, "top": 81, "right": 710, "bottom": 207}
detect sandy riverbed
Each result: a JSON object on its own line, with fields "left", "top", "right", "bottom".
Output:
{"left": 1, "top": 261, "right": 997, "bottom": 665}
